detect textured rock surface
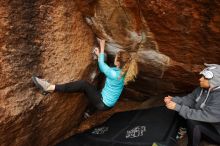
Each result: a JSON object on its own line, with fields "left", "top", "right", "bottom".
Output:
{"left": 1, "top": 0, "right": 220, "bottom": 146}
{"left": 0, "top": 0, "right": 95, "bottom": 146}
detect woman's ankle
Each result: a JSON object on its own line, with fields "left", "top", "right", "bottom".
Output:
{"left": 47, "top": 85, "right": 55, "bottom": 92}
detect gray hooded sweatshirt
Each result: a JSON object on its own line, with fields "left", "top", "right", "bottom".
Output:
{"left": 172, "top": 64, "right": 220, "bottom": 134}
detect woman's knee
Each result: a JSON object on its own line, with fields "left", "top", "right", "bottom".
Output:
{"left": 79, "top": 80, "right": 88, "bottom": 84}
{"left": 79, "top": 80, "right": 90, "bottom": 88}
{"left": 96, "top": 103, "right": 110, "bottom": 111}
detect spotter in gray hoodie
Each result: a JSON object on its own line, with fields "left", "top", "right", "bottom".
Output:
{"left": 172, "top": 64, "right": 220, "bottom": 134}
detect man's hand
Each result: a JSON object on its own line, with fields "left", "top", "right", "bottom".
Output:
{"left": 164, "top": 95, "right": 172, "bottom": 104}
{"left": 165, "top": 101, "right": 176, "bottom": 110}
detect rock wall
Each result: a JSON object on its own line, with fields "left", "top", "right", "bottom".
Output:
{"left": 0, "top": 0, "right": 220, "bottom": 146}
{"left": 76, "top": 0, "right": 220, "bottom": 96}
{"left": 0, "top": 0, "right": 95, "bottom": 145}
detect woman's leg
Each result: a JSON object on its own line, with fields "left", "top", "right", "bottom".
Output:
{"left": 186, "top": 119, "right": 220, "bottom": 146}
{"left": 55, "top": 80, "right": 95, "bottom": 93}
{"left": 55, "top": 80, "right": 110, "bottom": 110}
{"left": 32, "top": 76, "right": 109, "bottom": 111}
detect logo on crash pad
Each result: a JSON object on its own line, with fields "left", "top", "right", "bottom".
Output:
{"left": 126, "top": 126, "right": 146, "bottom": 138}
{"left": 92, "top": 126, "right": 109, "bottom": 135}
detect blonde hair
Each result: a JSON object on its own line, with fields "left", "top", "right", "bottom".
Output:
{"left": 116, "top": 51, "right": 138, "bottom": 85}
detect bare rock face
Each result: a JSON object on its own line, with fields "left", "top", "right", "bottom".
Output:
{"left": 1, "top": 0, "right": 220, "bottom": 146}
{"left": 0, "top": 0, "right": 96, "bottom": 146}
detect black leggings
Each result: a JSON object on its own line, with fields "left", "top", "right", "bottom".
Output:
{"left": 186, "top": 119, "right": 220, "bottom": 146}
{"left": 55, "top": 80, "right": 110, "bottom": 111}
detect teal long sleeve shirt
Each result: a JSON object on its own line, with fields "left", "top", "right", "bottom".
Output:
{"left": 98, "top": 53, "right": 124, "bottom": 107}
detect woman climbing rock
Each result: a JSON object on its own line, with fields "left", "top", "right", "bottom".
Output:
{"left": 32, "top": 39, "right": 138, "bottom": 111}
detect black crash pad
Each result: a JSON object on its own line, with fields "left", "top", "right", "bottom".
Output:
{"left": 57, "top": 106, "right": 180, "bottom": 146}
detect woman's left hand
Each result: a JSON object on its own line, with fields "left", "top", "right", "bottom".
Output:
{"left": 94, "top": 47, "right": 100, "bottom": 56}
{"left": 165, "top": 101, "right": 176, "bottom": 110}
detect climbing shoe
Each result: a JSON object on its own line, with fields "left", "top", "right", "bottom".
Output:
{"left": 32, "top": 76, "right": 52, "bottom": 94}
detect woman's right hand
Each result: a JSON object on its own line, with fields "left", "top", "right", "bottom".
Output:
{"left": 99, "top": 39, "right": 105, "bottom": 53}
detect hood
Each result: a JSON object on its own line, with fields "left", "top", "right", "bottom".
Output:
{"left": 200, "top": 63, "right": 220, "bottom": 88}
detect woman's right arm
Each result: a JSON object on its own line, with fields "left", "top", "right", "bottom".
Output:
{"left": 100, "top": 39, "right": 105, "bottom": 54}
